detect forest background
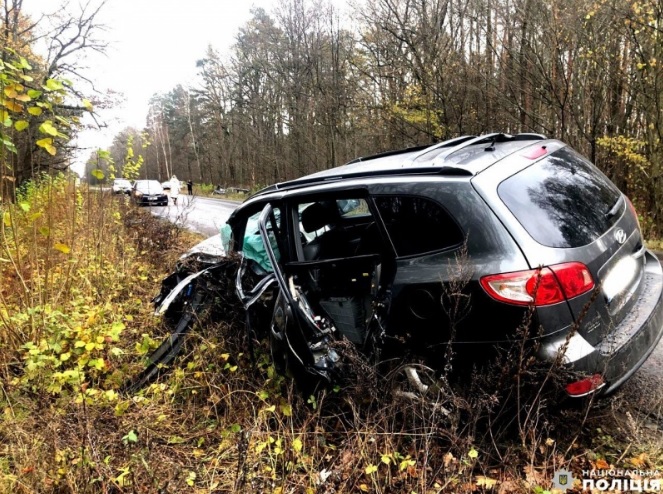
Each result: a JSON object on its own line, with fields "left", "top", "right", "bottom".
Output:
{"left": 1, "top": 0, "right": 663, "bottom": 492}
{"left": 2, "top": 0, "right": 662, "bottom": 234}
{"left": 88, "top": 0, "right": 663, "bottom": 236}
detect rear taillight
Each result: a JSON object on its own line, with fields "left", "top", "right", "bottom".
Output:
{"left": 480, "top": 262, "right": 594, "bottom": 306}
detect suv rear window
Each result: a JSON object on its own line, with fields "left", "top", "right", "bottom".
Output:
{"left": 374, "top": 196, "right": 463, "bottom": 256}
{"left": 498, "top": 147, "right": 622, "bottom": 248}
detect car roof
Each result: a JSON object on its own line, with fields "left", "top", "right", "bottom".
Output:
{"left": 252, "top": 133, "right": 548, "bottom": 198}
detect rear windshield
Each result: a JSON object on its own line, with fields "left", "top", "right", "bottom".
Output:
{"left": 135, "top": 181, "right": 163, "bottom": 193}
{"left": 498, "top": 147, "right": 622, "bottom": 248}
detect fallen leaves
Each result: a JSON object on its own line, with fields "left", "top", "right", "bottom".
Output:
{"left": 629, "top": 453, "right": 649, "bottom": 469}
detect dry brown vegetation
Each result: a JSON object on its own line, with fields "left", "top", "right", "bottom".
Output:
{"left": 1, "top": 178, "right": 662, "bottom": 493}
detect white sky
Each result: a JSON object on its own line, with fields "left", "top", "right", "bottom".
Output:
{"left": 23, "top": 0, "right": 279, "bottom": 172}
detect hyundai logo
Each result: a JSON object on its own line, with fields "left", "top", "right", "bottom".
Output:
{"left": 614, "top": 228, "right": 627, "bottom": 244}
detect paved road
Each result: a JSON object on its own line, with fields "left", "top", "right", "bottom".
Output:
{"left": 150, "top": 194, "right": 241, "bottom": 237}
{"left": 149, "top": 195, "right": 663, "bottom": 412}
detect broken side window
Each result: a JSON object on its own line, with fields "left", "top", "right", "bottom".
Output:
{"left": 297, "top": 198, "right": 376, "bottom": 261}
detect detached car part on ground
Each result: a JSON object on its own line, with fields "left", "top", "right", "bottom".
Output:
{"left": 130, "top": 133, "right": 663, "bottom": 400}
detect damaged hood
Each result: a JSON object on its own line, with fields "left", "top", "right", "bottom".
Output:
{"left": 180, "top": 234, "right": 225, "bottom": 260}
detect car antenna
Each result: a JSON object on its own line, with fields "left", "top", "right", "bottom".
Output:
{"left": 484, "top": 136, "right": 497, "bottom": 151}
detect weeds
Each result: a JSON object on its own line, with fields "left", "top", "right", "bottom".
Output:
{"left": 0, "top": 176, "right": 661, "bottom": 493}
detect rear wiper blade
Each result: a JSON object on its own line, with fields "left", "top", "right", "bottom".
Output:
{"left": 605, "top": 195, "right": 624, "bottom": 219}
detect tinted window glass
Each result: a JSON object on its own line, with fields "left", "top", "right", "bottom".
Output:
{"left": 374, "top": 196, "right": 463, "bottom": 256}
{"left": 498, "top": 147, "right": 622, "bottom": 248}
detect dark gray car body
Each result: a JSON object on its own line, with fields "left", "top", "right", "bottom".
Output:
{"left": 207, "top": 134, "right": 663, "bottom": 396}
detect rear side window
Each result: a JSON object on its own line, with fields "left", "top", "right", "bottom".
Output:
{"left": 498, "top": 147, "right": 622, "bottom": 248}
{"left": 374, "top": 196, "right": 463, "bottom": 256}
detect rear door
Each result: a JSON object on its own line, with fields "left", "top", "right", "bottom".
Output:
{"left": 475, "top": 143, "right": 644, "bottom": 344}
{"left": 368, "top": 181, "right": 532, "bottom": 348}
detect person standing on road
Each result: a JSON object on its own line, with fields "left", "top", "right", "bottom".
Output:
{"left": 187, "top": 180, "right": 193, "bottom": 195}
{"left": 170, "top": 175, "right": 181, "bottom": 205}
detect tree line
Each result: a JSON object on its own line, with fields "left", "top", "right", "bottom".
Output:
{"left": 107, "top": 0, "right": 662, "bottom": 232}
{"left": 2, "top": 0, "right": 660, "bottom": 234}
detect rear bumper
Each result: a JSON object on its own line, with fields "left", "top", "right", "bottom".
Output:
{"left": 538, "top": 251, "right": 663, "bottom": 396}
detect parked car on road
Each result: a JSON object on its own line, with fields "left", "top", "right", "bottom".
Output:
{"left": 132, "top": 180, "right": 168, "bottom": 207}
{"left": 139, "top": 133, "right": 663, "bottom": 399}
{"left": 112, "top": 178, "right": 132, "bottom": 194}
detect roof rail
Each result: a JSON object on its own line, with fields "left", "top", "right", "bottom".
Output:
{"left": 250, "top": 132, "right": 549, "bottom": 198}
{"left": 345, "top": 143, "right": 431, "bottom": 165}
{"left": 406, "top": 135, "right": 477, "bottom": 164}
{"left": 432, "top": 132, "right": 546, "bottom": 164}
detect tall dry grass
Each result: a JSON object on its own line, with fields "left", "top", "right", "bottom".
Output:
{"left": 0, "top": 175, "right": 660, "bottom": 493}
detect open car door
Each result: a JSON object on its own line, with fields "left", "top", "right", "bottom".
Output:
{"left": 254, "top": 203, "right": 341, "bottom": 382}
{"left": 256, "top": 198, "right": 396, "bottom": 384}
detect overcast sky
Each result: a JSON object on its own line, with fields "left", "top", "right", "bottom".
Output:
{"left": 24, "top": 0, "right": 279, "bottom": 170}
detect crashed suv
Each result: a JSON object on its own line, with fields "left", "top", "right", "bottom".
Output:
{"left": 142, "top": 133, "right": 663, "bottom": 398}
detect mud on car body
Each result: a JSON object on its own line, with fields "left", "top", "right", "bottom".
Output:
{"left": 142, "top": 133, "right": 663, "bottom": 399}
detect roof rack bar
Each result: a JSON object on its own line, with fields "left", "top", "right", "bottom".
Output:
{"left": 406, "top": 135, "right": 477, "bottom": 164}
{"left": 345, "top": 143, "right": 431, "bottom": 165}
{"left": 418, "top": 135, "right": 478, "bottom": 153}
{"left": 513, "top": 133, "right": 547, "bottom": 140}
{"left": 434, "top": 132, "right": 548, "bottom": 163}
{"left": 433, "top": 132, "right": 504, "bottom": 163}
